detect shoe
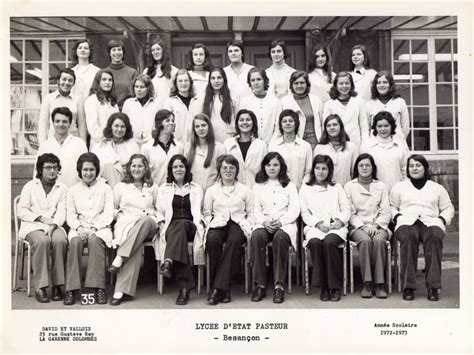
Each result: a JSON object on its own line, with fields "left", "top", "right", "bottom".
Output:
{"left": 110, "top": 296, "right": 123, "bottom": 306}
{"left": 427, "top": 287, "right": 439, "bottom": 302}
{"left": 108, "top": 265, "right": 120, "bottom": 274}
{"left": 273, "top": 288, "right": 285, "bottom": 304}
{"left": 221, "top": 290, "right": 231, "bottom": 303}
{"left": 375, "top": 284, "right": 388, "bottom": 299}
{"left": 63, "top": 290, "right": 75, "bottom": 306}
{"left": 361, "top": 282, "right": 373, "bottom": 298}
{"left": 251, "top": 287, "right": 266, "bottom": 302}
{"left": 207, "top": 289, "right": 221, "bottom": 306}
{"left": 330, "top": 288, "right": 341, "bottom": 302}
{"left": 176, "top": 288, "right": 190, "bottom": 305}
{"left": 160, "top": 260, "right": 172, "bottom": 279}
{"left": 95, "top": 288, "right": 107, "bottom": 305}
{"left": 35, "top": 288, "right": 50, "bottom": 303}
{"left": 51, "top": 286, "right": 63, "bottom": 301}
{"left": 320, "top": 287, "right": 330, "bottom": 302}
{"left": 402, "top": 288, "right": 415, "bottom": 301}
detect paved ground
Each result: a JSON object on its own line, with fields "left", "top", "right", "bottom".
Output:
{"left": 10, "top": 232, "right": 459, "bottom": 310}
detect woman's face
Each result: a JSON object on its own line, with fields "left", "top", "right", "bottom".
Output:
{"left": 57, "top": 72, "right": 75, "bottom": 95}
{"left": 81, "top": 161, "right": 97, "bottom": 185}
{"left": 192, "top": 47, "right": 206, "bottom": 66}
{"left": 151, "top": 43, "right": 163, "bottom": 62}
{"left": 227, "top": 45, "right": 243, "bottom": 64}
{"left": 193, "top": 118, "right": 209, "bottom": 139}
{"left": 210, "top": 70, "right": 224, "bottom": 92}
{"left": 357, "top": 158, "right": 373, "bottom": 179}
{"left": 265, "top": 157, "right": 281, "bottom": 180}
{"left": 249, "top": 72, "right": 265, "bottom": 94}
{"left": 161, "top": 115, "right": 176, "bottom": 135}
{"left": 281, "top": 115, "right": 296, "bottom": 134}
{"left": 314, "top": 163, "right": 329, "bottom": 184}
{"left": 52, "top": 113, "right": 71, "bottom": 136}
{"left": 336, "top": 76, "right": 352, "bottom": 97}
{"left": 76, "top": 41, "right": 91, "bottom": 60}
{"left": 237, "top": 113, "right": 253, "bottom": 135}
{"left": 408, "top": 159, "right": 426, "bottom": 179}
{"left": 111, "top": 118, "right": 126, "bottom": 140}
{"left": 134, "top": 79, "right": 148, "bottom": 99}
{"left": 325, "top": 118, "right": 341, "bottom": 138}
{"left": 130, "top": 158, "right": 146, "bottom": 182}
{"left": 315, "top": 49, "right": 327, "bottom": 68}
{"left": 292, "top": 76, "right": 308, "bottom": 96}
{"left": 172, "top": 159, "right": 186, "bottom": 183}
{"left": 176, "top": 73, "right": 191, "bottom": 94}
{"left": 375, "top": 119, "right": 392, "bottom": 138}
{"left": 351, "top": 48, "right": 365, "bottom": 67}
{"left": 220, "top": 161, "right": 237, "bottom": 182}
{"left": 270, "top": 45, "right": 285, "bottom": 64}
{"left": 42, "top": 162, "right": 59, "bottom": 182}
{"left": 376, "top": 75, "right": 390, "bottom": 96}
{"left": 109, "top": 46, "right": 124, "bottom": 64}
{"left": 100, "top": 73, "right": 113, "bottom": 92}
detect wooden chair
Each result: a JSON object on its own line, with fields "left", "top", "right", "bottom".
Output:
{"left": 12, "top": 195, "right": 32, "bottom": 297}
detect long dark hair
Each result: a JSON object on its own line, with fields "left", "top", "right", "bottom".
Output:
{"left": 318, "top": 114, "right": 350, "bottom": 150}
{"left": 89, "top": 69, "right": 117, "bottom": 106}
{"left": 255, "top": 152, "right": 290, "bottom": 187}
{"left": 166, "top": 154, "right": 193, "bottom": 184}
{"left": 350, "top": 44, "right": 371, "bottom": 71}
{"left": 308, "top": 44, "right": 333, "bottom": 84}
{"left": 203, "top": 67, "right": 233, "bottom": 124}
{"left": 235, "top": 109, "right": 258, "bottom": 138}
{"left": 122, "top": 154, "right": 153, "bottom": 186}
{"left": 187, "top": 113, "right": 216, "bottom": 169}
{"left": 371, "top": 70, "right": 400, "bottom": 100}
{"left": 186, "top": 43, "right": 213, "bottom": 71}
{"left": 145, "top": 38, "right": 173, "bottom": 80}
{"left": 103, "top": 112, "right": 134, "bottom": 141}
{"left": 371, "top": 111, "right": 397, "bottom": 137}
{"left": 306, "top": 154, "right": 335, "bottom": 186}
{"left": 352, "top": 153, "right": 378, "bottom": 180}
{"left": 329, "top": 71, "right": 357, "bottom": 100}
{"left": 407, "top": 154, "right": 431, "bottom": 180}
{"left": 71, "top": 39, "right": 94, "bottom": 66}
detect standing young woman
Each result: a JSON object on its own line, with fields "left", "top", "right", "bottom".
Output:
{"left": 323, "top": 71, "right": 369, "bottom": 148}
{"left": 344, "top": 153, "right": 391, "bottom": 299}
{"left": 223, "top": 39, "right": 253, "bottom": 106}
{"left": 314, "top": 115, "right": 358, "bottom": 186}
{"left": 350, "top": 44, "right": 377, "bottom": 102}
{"left": 185, "top": 113, "right": 226, "bottom": 193}
{"left": 163, "top": 69, "right": 198, "bottom": 144}
{"left": 187, "top": 43, "right": 212, "bottom": 96}
{"left": 203, "top": 155, "right": 254, "bottom": 305}
{"left": 17, "top": 153, "right": 68, "bottom": 303}
{"left": 223, "top": 109, "right": 267, "bottom": 189}
{"left": 143, "top": 38, "right": 178, "bottom": 104}
{"left": 268, "top": 109, "right": 313, "bottom": 189}
{"left": 299, "top": 154, "right": 351, "bottom": 302}
{"left": 366, "top": 70, "right": 410, "bottom": 142}
{"left": 390, "top": 155, "right": 454, "bottom": 302}
{"left": 190, "top": 67, "right": 236, "bottom": 143}
{"left": 307, "top": 44, "right": 337, "bottom": 104}
{"left": 360, "top": 111, "right": 409, "bottom": 192}
{"left": 156, "top": 155, "right": 205, "bottom": 305}
{"left": 92, "top": 112, "right": 139, "bottom": 187}
{"left": 239, "top": 67, "right": 282, "bottom": 145}
{"left": 280, "top": 70, "right": 323, "bottom": 150}
{"left": 70, "top": 39, "right": 100, "bottom": 107}
{"left": 84, "top": 69, "right": 119, "bottom": 148}
{"left": 141, "top": 109, "right": 184, "bottom": 187}
{"left": 122, "top": 74, "right": 161, "bottom": 147}
{"left": 250, "top": 152, "right": 300, "bottom": 304}
{"left": 109, "top": 154, "right": 159, "bottom": 305}
{"left": 64, "top": 152, "right": 113, "bottom": 305}
{"left": 265, "top": 39, "right": 296, "bottom": 98}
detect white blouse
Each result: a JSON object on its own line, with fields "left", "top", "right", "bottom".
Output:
{"left": 143, "top": 65, "right": 179, "bottom": 104}
{"left": 223, "top": 63, "right": 254, "bottom": 106}
{"left": 266, "top": 63, "right": 296, "bottom": 98}
{"left": 313, "top": 142, "right": 359, "bottom": 186}
{"left": 71, "top": 63, "right": 100, "bottom": 105}
{"left": 308, "top": 69, "right": 336, "bottom": 104}
{"left": 122, "top": 97, "right": 162, "bottom": 146}
{"left": 163, "top": 95, "right": 198, "bottom": 145}
{"left": 189, "top": 70, "right": 209, "bottom": 97}
{"left": 84, "top": 94, "right": 120, "bottom": 148}
{"left": 141, "top": 140, "right": 184, "bottom": 187}
{"left": 366, "top": 97, "right": 410, "bottom": 141}
{"left": 252, "top": 180, "right": 300, "bottom": 248}
{"left": 351, "top": 68, "right": 377, "bottom": 102}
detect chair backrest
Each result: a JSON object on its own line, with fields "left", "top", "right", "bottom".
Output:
{"left": 13, "top": 195, "right": 20, "bottom": 238}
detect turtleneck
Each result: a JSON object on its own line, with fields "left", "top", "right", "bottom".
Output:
{"left": 337, "top": 96, "right": 350, "bottom": 105}
{"left": 293, "top": 93, "right": 308, "bottom": 101}
{"left": 178, "top": 93, "right": 191, "bottom": 109}
{"left": 193, "top": 65, "right": 205, "bottom": 72}
{"left": 40, "top": 177, "right": 56, "bottom": 195}
{"left": 378, "top": 94, "right": 392, "bottom": 105}
{"left": 109, "top": 62, "right": 126, "bottom": 70}
{"left": 410, "top": 176, "right": 428, "bottom": 190}
{"left": 254, "top": 92, "right": 267, "bottom": 99}
{"left": 376, "top": 135, "right": 393, "bottom": 148}
{"left": 138, "top": 96, "right": 149, "bottom": 107}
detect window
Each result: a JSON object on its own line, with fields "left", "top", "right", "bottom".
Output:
{"left": 392, "top": 33, "right": 458, "bottom": 154}
{"left": 10, "top": 37, "right": 81, "bottom": 159}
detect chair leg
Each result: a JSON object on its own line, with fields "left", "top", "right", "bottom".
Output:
{"left": 157, "top": 261, "right": 163, "bottom": 295}
{"left": 197, "top": 265, "right": 202, "bottom": 295}
{"left": 20, "top": 241, "right": 25, "bottom": 280}
{"left": 396, "top": 241, "right": 401, "bottom": 293}
{"left": 13, "top": 239, "right": 19, "bottom": 290}
{"left": 386, "top": 242, "right": 392, "bottom": 294}
{"left": 295, "top": 248, "right": 300, "bottom": 287}
{"left": 27, "top": 245, "right": 31, "bottom": 297}
{"left": 287, "top": 247, "right": 292, "bottom": 294}
{"left": 206, "top": 254, "right": 210, "bottom": 295}
{"left": 342, "top": 244, "right": 347, "bottom": 296}
{"left": 349, "top": 242, "right": 354, "bottom": 294}
{"left": 304, "top": 247, "right": 310, "bottom": 295}
{"left": 244, "top": 244, "right": 249, "bottom": 295}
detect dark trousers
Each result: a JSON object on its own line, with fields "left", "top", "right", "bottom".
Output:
{"left": 395, "top": 220, "right": 444, "bottom": 290}
{"left": 206, "top": 220, "right": 246, "bottom": 291}
{"left": 165, "top": 219, "right": 196, "bottom": 289}
{"left": 307, "top": 234, "right": 343, "bottom": 289}
{"left": 65, "top": 235, "right": 106, "bottom": 291}
{"left": 26, "top": 229, "right": 67, "bottom": 290}
{"left": 250, "top": 228, "right": 290, "bottom": 287}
